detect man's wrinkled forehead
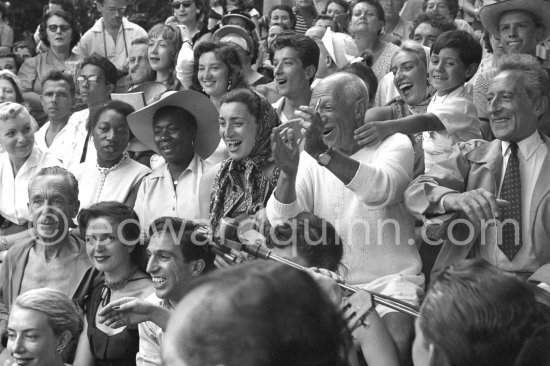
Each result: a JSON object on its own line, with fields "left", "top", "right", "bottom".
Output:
{"left": 311, "top": 78, "right": 338, "bottom": 103}
{"left": 28, "top": 175, "right": 74, "bottom": 199}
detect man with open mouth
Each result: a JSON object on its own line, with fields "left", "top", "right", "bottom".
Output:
{"left": 270, "top": 32, "right": 319, "bottom": 123}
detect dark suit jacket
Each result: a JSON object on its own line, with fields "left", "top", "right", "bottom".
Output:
{"left": 405, "top": 136, "right": 550, "bottom": 281}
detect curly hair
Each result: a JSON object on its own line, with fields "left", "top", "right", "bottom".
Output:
{"left": 39, "top": 10, "right": 81, "bottom": 49}
{"left": 192, "top": 41, "right": 249, "bottom": 93}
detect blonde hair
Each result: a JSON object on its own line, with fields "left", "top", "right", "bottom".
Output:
{"left": 13, "top": 288, "right": 83, "bottom": 338}
{"left": 0, "top": 102, "right": 32, "bottom": 124}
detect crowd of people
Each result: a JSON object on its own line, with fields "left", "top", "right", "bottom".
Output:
{"left": 0, "top": 0, "right": 549, "bottom": 365}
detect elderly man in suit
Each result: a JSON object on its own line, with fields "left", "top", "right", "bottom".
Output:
{"left": 405, "top": 54, "right": 550, "bottom": 285}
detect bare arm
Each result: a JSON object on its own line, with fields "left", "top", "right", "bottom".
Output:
{"left": 73, "top": 317, "right": 95, "bottom": 366}
{"left": 355, "top": 113, "right": 444, "bottom": 146}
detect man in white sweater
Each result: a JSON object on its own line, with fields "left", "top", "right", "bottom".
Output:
{"left": 267, "top": 72, "right": 422, "bottom": 365}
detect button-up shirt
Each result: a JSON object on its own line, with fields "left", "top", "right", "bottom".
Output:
{"left": 0, "top": 146, "right": 60, "bottom": 225}
{"left": 134, "top": 154, "right": 211, "bottom": 232}
{"left": 480, "top": 131, "right": 547, "bottom": 272}
{"left": 73, "top": 17, "right": 147, "bottom": 70}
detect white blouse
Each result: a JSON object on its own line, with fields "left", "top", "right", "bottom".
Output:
{"left": 0, "top": 146, "right": 61, "bottom": 225}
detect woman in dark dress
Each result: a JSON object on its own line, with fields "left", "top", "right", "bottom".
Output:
{"left": 74, "top": 202, "right": 152, "bottom": 366}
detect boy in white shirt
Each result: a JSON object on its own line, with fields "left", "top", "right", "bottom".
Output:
{"left": 355, "top": 30, "right": 483, "bottom": 172}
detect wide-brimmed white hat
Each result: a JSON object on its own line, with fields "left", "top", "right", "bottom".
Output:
{"left": 322, "top": 28, "right": 359, "bottom": 69}
{"left": 479, "top": 0, "right": 550, "bottom": 41}
{"left": 127, "top": 90, "right": 220, "bottom": 159}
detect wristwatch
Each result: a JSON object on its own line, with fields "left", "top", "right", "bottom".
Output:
{"left": 317, "top": 146, "right": 334, "bottom": 166}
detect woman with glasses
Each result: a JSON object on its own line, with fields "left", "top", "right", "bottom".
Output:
{"left": 18, "top": 10, "right": 81, "bottom": 124}
{"left": 74, "top": 201, "right": 152, "bottom": 366}
{"left": 165, "top": 0, "right": 212, "bottom": 45}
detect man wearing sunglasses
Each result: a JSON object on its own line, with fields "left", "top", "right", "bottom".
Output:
{"left": 73, "top": 0, "right": 147, "bottom": 72}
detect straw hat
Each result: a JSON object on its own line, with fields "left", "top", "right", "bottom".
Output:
{"left": 479, "top": 0, "right": 550, "bottom": 41}
{"left": 127, "top": 90, "right": 220, "bottom": 159}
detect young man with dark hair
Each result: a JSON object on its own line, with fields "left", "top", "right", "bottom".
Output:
{"left": 94, "top": 217, "right": 215, "bottom": 366}
{"left": 270, "top": 32, "right": 319, "bottom": 122}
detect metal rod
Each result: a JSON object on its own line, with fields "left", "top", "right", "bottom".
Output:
{"left": 266, "top": 252, "right": 419, "bottom": 317}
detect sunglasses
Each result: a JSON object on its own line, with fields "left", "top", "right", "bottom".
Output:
{"left": 47, "top": 24, "right": 71, "bottom": 33}
{"left": 171, "top": 2, "right": 194, "bottom": 9}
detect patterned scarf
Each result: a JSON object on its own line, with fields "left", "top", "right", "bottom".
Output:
{"left": 209, "top": 92, "right": 281, "bottom": 233}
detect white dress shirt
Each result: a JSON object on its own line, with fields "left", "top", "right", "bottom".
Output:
{"left": 480, "top": 131, "right": 547, "bottom": 272}
{"left": 134, "top": 154, "right": 211, "bottom": 232}
{"left": 73, "top": 18, "right": 147, "bottom": 70}
{"left": 0, "top": 146, "right": 60, "bottom": 225}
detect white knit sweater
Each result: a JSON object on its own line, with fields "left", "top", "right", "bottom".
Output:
{"left": 266, "top": 133, "right": 422, "bottom": 286}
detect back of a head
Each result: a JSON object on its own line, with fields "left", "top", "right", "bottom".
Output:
{"left": 419, "top": 259, "right": 545, "bottom": 366}
{"left": 164, "top": 261, "right": 352, "bottom": 366}
{"left": 340, "top": 62, "right": 377, "bottom": 104}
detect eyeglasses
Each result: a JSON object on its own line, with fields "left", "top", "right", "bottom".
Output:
{"left": 76, "top": 75, "right": 103, "bottom": 85}
{"left": 105, "top": 6, "right": 127, "bottom": 13}
{"left": 171, "top": 2, "right": 194, "bottom": 9}
{"left": 47, "top": 24, "right": 71, "bottom": 33}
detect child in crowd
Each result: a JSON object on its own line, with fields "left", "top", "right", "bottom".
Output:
{"left": 355, "top": 30, "right": 482, "bottom": 172}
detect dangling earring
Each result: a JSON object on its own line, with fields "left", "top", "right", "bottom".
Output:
{"left": 227, "top": 78, "right": 232, "bottom": 91}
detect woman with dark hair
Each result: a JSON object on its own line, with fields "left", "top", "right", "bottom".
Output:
{"left": 7, "top": 288, "right": 83, "bottom": 366}
{"left": 193, "top": 41, "right": 249, "bottom": 110}
{"left": 349, "top": 0, "right": 399, "bottom": 80}
{"left": 0, "top": 70, "right": 24, "bottom": 103}
{"left": 70, "top": 100, "right": 151, "bottom": 210}
{"left": 324, "top": 0, "right": 349, "bottom": 18}
{"left": 147, "top": 24, "right": 183, "bottom": 91}
{"left": 74, "top": 201, "right": 152, "bottom": 366}
{"left": 165, "top": 0, "right": 212, "bottom": 44}
{"left": 129, "top": 90, "right": 220, "bottom": 230}
{"left": 18, "top": 10, "right": 81, "bottom": 122}
{"left": 209, "top": 88, "right": 280, "bottom": 236}
{"left": 163, "top": 261, "right": 355, "bottom": 366}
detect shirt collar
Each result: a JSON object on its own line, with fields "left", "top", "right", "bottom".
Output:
{"left": 151, "top": 154, "right": 201, "bottom": 179}
{"left": 92, "top": 17, "right": 132, "bottom": 32}
{"left": 501, "top": 130, "right": 543, "bottom": 161}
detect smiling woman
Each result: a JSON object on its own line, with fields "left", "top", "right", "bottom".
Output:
{"left": 0, "top": 102, "right": 60, "bottom": 233}
{"left": 147, "top": 24, "right": 183, "bottom": 91}
{"left": 128, "top": 90, "right": 220, "bottom": 231}
{"left": 8, "top": 288, "right": 83, "bottom": 366}
{"left": 70, "top": 100, "right": 151, "bottom": 210}
{"left": 75, "top": 201, "right": 152, "bottom": 366}
{"left": 209, "top": 88, "right": 280, "bottom": 234}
